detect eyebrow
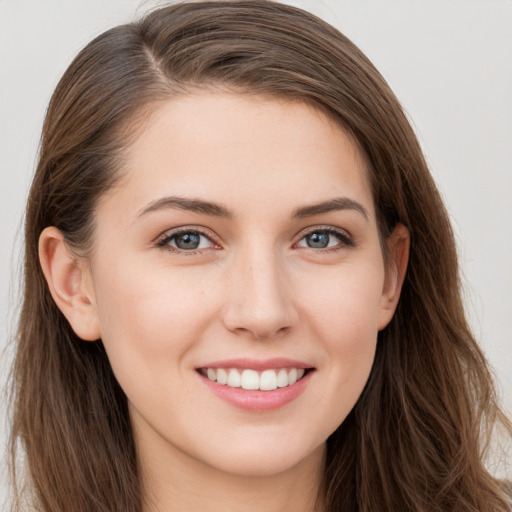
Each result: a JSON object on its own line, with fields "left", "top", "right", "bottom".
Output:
{"left": 137, "top": 195, "right": 369, "bottom": 221}
{"left": 137, "top": 196, "right": 234, "bottom": 219}
{"left": 292, "top": 197, "right": 369, "bottom": 221}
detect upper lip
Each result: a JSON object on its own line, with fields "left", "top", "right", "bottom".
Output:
{"left": 196, "top": 358, "right": 314, "bottom": 371}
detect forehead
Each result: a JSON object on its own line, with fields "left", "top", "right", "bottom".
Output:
{"left": 103, "top": 92, "right": 375, "bottom": 222}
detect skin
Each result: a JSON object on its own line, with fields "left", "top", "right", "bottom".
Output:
{"left": 39, "top": 93, "right": 409, "bottom": 512}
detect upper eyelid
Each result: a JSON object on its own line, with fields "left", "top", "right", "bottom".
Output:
{"left": 294, "top": 225, "right": 352, "bottom": 240}
{"left": 156, "top": 226, "right": 219, "bottom": 247}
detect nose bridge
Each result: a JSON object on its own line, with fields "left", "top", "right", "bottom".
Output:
{"left": 222, "top": 238, "right": 297, "bottom": 339}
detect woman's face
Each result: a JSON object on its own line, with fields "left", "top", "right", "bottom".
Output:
{"left": 82, "top": 93, "right": 404, "bottom": 477}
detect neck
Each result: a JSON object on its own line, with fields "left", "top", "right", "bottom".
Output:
{"left": 138, "top": 435, "right": 326, "bottom": 512}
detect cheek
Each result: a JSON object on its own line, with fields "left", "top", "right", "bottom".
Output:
{"left": 314, "top": 288, "right": 380, "bottom": 383}
{"left": 299, "top": 262, "right": 383, "bottom": 420}
{"left": 91, "top": 260, "right": 218, "bottom": 383}
{"left": 300, "top": 259, "right": 385, "bottom": 343}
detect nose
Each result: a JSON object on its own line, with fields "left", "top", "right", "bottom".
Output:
{"left": 221, "top": 245, "right": 298, "bottom": 340}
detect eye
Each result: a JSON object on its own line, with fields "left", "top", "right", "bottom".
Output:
{"left": 296, "top": 228, "right": 353, "bottom": 250}
{"left": 156, "top": 229, "right": 217, "bottom": 252}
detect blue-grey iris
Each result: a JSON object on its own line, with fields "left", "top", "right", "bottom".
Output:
{"left": 306, "top": 232, "right": 329, "bottom": 248}
{"left": 175, "top": 233, "right": 201, "bottom": 250}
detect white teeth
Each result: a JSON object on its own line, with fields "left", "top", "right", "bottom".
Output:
{"left": 202, "top": 367, "right": 308, "bottom": 391}
{"left": 277, "top": 368, "right": 289, "bottom": 388}
{"left": 227, "top": 368, "right": 241, "bottom": 387}
{"left": 260, "top": 369, "right": 278, "bottom": 391}
{"left": 241, "top": 369, "right": 259, "bottom": 390}
{"left": 216, "top": 368, "right": 228, "bottom": 385}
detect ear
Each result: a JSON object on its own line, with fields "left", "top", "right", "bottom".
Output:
{"left": 377, "top": 223, "right": 410, "bottom": 330}
{"left": 39, "top": 226, "right": 101, "bottom": 341}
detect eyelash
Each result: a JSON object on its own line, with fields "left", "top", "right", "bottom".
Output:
{"left": 155, "top": 226, "right": 354, "bottom": 255}
{"left": 295, "top": 227, "right": 354, "bottom": 252}
{"left": 156, "top": 228, "right": 218, "bottom": 254}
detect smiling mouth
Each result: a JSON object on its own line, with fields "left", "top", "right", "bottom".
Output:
{"left": 198, "top": 367, "right": 312, "bottom": 391}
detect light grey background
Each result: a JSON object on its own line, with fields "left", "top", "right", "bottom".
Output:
{"left": 1, "top": 0, "right": 511, "bottom": 504}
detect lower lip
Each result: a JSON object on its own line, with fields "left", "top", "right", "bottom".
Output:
{"left": 198, "top": 371, "right": 313, "bottom": 412}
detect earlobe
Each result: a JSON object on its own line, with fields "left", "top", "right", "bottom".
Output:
{"left": 38, "top": 226, "right": 101, "bottom": 341}
{"left": 377, "top": 223, "right": 410, "bottom": 330}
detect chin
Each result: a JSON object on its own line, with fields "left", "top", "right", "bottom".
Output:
{"left": 198, "top": 436, "right": 326, "bottom": 478}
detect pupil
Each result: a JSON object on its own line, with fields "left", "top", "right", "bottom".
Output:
{"left": 307, "top": 232, "right": 329, "bottom": 248}
{"left": 176, "top": 233, "right": 200, "bottom": 250}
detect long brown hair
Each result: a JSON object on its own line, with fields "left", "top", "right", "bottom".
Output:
{"left": 9, "top": 1, "right": 511, "bottom": 511}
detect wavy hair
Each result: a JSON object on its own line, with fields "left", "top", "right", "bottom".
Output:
{"left": 9, "top": 1, "right": 511, "bottom": 511}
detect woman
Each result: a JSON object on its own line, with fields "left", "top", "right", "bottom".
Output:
{"left": 8, "top": 1, "right": 511, "bottom": 511}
